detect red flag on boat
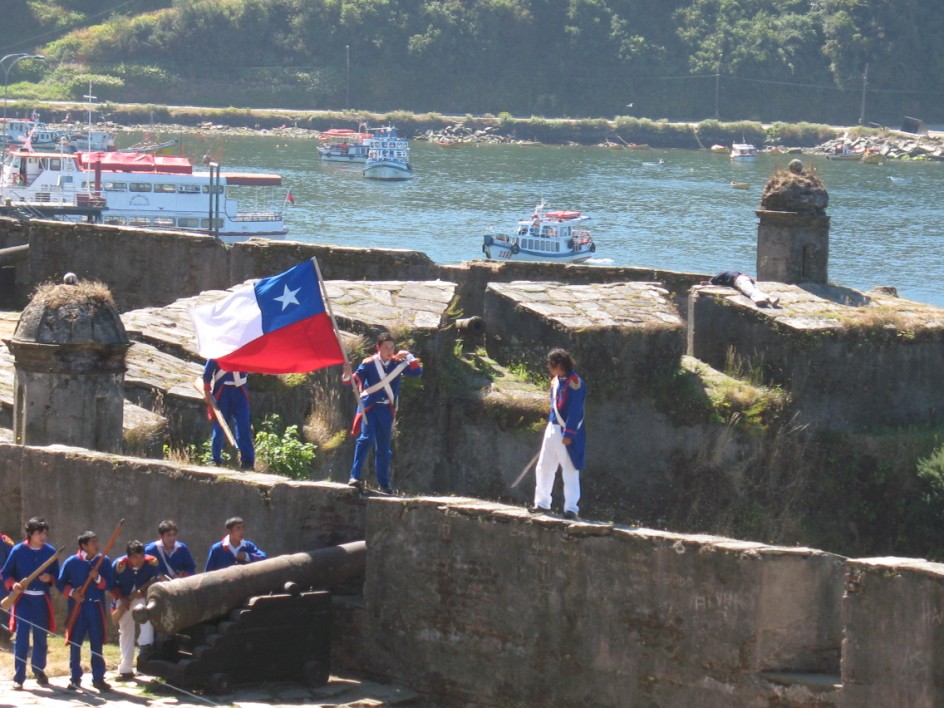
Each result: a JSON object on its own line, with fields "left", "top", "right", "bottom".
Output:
{"left": 286, "top": 189, "right": 295, "bottom": 205}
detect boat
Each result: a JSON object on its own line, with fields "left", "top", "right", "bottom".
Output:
{"left": 710, "top": 144, "right": 728, "bottom": 153}
{"left": 0, "top": 146, "right": 288, "bottom": 241}
{"left": 481, "top": 202, "right": 596, "bottom": 263}
{"left": 825, "top": 147, "right": 862, "bottom": 161}
{"left": 730, "top": 181, "right": 750, "bottom": 189}
{"left": 730, "top": 143, "right": 757, "bottom": 161}
{"left": 1, "top": 119, "right": 115, "bottom": 152}
{"left": 317, "top": 128, "right": 372, "bottom": 162}
{"left": 363, "top": 127, "right": 412, "bottom": 180}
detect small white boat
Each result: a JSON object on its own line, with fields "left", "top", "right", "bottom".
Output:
{"left": 363, "top": 127, "right": 412, "bottom": 180}
{"left": 481, "top": 202, "right": 597, "bottom": 263}
{"left": 730, "top": 142, "right": 757, "bottom": 161}
{"left": 317, "top": 127, "right": 372, "bottom": 163}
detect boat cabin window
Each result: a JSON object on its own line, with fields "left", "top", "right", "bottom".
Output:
{"left": 177, "top": 217, "right": 201, "bottom": 228}
{"left": 129, "top": 182, "right": 152, "bottom": 192}
{"left": 103, "top": 182, "right": 127, "bottom": 191}
{"left": 129, "top": 217, "right": 152, "bottom": 227}
{"left": 202, "top": 185, "right": 225, "bottom": 194}
{"left": 154, "top": 183, "right": 177, "bottom": 193}
{"left": 104, "top": 216, "right": 127, "bottom": 225}
{"left": 201, "top": 218, "right": 223, "bottom": 229}
{"left": 153, "top": 217, "right": 175, "bottom": 227}
{"left": 57, "top": 175, "right": 73, "bottom": 186}
{"left": 178, "top": 184, "right": 201, "bottom": 194}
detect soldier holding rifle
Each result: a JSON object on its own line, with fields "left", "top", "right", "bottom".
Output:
{"left": 1, "top": 518, "right": 60, "bottom": 691}
{"left": 58, "top": 529, "right": 118, "bottom": 692}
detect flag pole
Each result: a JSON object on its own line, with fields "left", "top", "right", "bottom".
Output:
{"left": 311, "top": 257, "right": 366, "bottom": 426}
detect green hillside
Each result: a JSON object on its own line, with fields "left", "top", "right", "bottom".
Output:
{"left": 2, "top": 0, "right": 942, "bottom": 124}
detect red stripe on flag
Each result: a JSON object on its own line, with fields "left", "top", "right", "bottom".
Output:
{"left": 217, "top": 312, "right": 344, "bottom": 374}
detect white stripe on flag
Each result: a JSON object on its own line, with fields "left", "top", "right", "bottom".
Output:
{"left": 191, "top": 286, "right": 265, "bottom": 360}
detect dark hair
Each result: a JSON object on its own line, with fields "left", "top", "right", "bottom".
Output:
{"left": 157, "top": 520, "right": 178, "bottom": 535}
{"left": 126, "top": 540, "right": 146, "bottom": 555}
{"left": 547, "top": 348, "right": 576, "bottom": 375}
{"left": 77, "top": 531, "right": 97, "bottom": 547}
{"left": 25, "top": 517, "right": 49, "bottom": 537}
{"left": 376, "top": 332, "right": 394, "bottom": 347}
{"left": 225, "top": 516, "right": 244, "bottom": 531}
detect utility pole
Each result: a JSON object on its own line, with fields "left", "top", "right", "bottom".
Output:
{"left": 858, "top": 63, "right": 869, "bottom": 125}
{"left": 345, "top": 45, "right": 350, "bottom": 111}
{"left": 714, "top": 58, "right": 721, "bottom": 119}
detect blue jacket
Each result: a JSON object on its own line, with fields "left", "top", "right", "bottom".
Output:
{"left": 205, "top": 537, "right": 267, "bottom": 572}
{"left": 144, "top": 540, "right": 196, "bottom": 578}
{"left": 111, "top": 554, "right": 161, "bottom": 598}
{"left": 57, "top": 551, "right": 114, "bottom": 605}
{"left": 549, "top": 371, "right": 587, "bottom": 470}
{"left": 349, "top": 353, "right": 423, "bottom": 409}
{"left": 2, "top": 541, "right": 58, "bottom": 595}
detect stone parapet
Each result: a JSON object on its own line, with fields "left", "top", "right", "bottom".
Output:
{"left": 340, "top": 496, "right": 844, "bottom": 706}
{"left": 485, "top": 281, "right": 685, "bottom": 390}
{"left": 841, "top": 556, "right": 944, "bottom": 707}
{"left": 688, "top": 282, "right": 944, "bottom": 430}
{"left": 756, "top": 209, "right": 830, "bottom": 284}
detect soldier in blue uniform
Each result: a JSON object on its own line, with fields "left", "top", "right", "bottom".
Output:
{"left": 530, "top": 349, "right": 587, "bottom": 520}
{"left": 58, "top": 531, "right": 116, "bottom": 692}
{"left": 111, "top": 541, "right": 162, "bottom": 680}
{"left": 341, "top": 332, "right": 423, "bottom": 493}
{"left": 205, "top": 517, "right": 267, "bottom": 572}
{"left": 1, "top": 518, "right": 58, "bottom": 690}
{"left": 144, "top": 519, "right": 196, "bottom": 579}
{"left": 203, "top": 359, "right": 255, "bottom": 470}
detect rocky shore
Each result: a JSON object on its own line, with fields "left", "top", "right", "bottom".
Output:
{"left": 812, "top": 129, "right": 944, "bottom": 161}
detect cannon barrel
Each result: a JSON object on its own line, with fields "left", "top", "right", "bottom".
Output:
{"left": 134, "top": 541, "right": 366, "bottom": 635}
{"left": 0, "top": 244, "right": 28, "bottom": 265}
{"left": 455, "top": 316, "right": 485, "bottom": 335}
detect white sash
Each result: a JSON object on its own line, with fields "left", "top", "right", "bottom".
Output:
{"left": 361, "top": 355, "right": 409, "bottom": 402}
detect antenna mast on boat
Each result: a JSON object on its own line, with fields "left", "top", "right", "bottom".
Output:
{"left": 83, "top": 82, "right": 95, "bottom": 153}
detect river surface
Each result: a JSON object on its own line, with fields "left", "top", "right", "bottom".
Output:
{"left": 131, "top": 132, "right": 944, "bottom": 307}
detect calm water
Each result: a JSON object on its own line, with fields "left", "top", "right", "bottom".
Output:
{"left": 139, "top": 132, "right": 944, "bottom": 307}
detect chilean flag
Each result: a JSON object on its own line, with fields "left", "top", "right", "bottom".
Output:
{"left": 191, "top": 259, "right": 345, "bottom": 374}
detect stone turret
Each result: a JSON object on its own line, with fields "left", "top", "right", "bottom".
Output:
{"left": 6, "top": 274, "right": 129, "bottom": 452}
{"left": 756, "top": 159, "right": 830, "bottom": 284}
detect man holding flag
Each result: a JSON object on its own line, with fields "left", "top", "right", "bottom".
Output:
{"left": 190, "top": 258, "right": 347, "bottom": 466}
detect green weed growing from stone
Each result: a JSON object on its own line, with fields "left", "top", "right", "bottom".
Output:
{"left": 253, "top": 414, "right": 317, "bottom": 480}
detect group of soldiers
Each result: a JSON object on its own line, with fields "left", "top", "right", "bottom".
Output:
{"left": 1, "top": 516, "right": 267, "bottom": 692}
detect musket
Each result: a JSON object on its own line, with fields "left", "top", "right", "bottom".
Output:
{"left": 63, "top": 519, "right": 124, "bottom": 641}
{"left": 511, "top": 450, "right": 541, "bottom": 489}
{"left": 110, "top": 573, "right": 168, "bottom": 625}
{"left": 193, "top": 377, "right": 237, "bottom": 447}
{"left": 0, "top": 545, "right": 65, "bottom": 612}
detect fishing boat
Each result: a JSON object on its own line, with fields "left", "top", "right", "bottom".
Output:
{"left": 0, "top": 147, "right": 288, "bottom": 241}
{"left": 317, "top": 128, "right": 372, "bottom": 162}
{"left": 730, "top": 143, "right": 757, "bottom": 161}
{"left": 1, "top": 119, "right": 115, "bottom": 152}
{"left": 481, "top": 202, "right": 596, "bottom": 263}
{"left": 363, "top": 127, "right": 413, "bottom": 180}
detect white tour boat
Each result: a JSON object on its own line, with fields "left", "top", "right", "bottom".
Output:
{"left": 730, "top": 142, "right": 758, "bottom": 161}
{"left": 0, "top": 147, "right": 288, "bottom": 241}
{"left": 481, "top": 202, "right": 597, "bottom": 263}
{"left": 317, "top": 128, "right": 372, "bottom": 163}
{"left": 363, "top": 127, "right": 413, "bottom": 180}
{"left": 1, "top": 119, "right": 115, "bottom": 152}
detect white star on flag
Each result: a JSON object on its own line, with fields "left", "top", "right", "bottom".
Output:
{"left": 273, "top": 284, "right": 300, "bottom": 310}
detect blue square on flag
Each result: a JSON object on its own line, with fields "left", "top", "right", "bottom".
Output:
{"left": 255, "top": 260, "right": 326, "bottom": 333}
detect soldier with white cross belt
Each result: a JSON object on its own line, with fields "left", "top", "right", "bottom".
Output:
{"left": 342, "top": 332, "right": 423, "bottom": 494}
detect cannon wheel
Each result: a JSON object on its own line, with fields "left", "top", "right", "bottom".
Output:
{"left": 208, "top": 672, "right": 233, "bottom": 695}
{"left": 303, "top": 659, "right": 330, "bottom": 687}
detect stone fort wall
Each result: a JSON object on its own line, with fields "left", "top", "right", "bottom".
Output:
{"left": 1, "top": 443, "right": 940, "bottom": 706}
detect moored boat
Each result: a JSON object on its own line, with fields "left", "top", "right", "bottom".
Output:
{"left": 481, "top": 202, "right": 596, "bottom": 263}
{"left": 0, "top": 147, "right": 288, "bottom": 241}
{"left": 730, "top": 142, "right": 757, "bottom": 161}
{"left": 317, "top": 127, "right": 372, "bottom": 162}
{"left": 363, "top": 127, "right": 412, "bottom": 180}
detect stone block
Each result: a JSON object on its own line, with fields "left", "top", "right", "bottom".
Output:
{"left": 841, "top": 557, "right": 944, "bottom": 707}
{"left": 485, "top": 281, "right": 685, "bottom": 391}
{"left": 688, "top": 283, "right": 944, "bottom": 430}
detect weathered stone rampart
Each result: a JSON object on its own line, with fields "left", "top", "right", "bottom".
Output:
{"left": 5, "top": 443, "right": 941, "bottom": 706}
